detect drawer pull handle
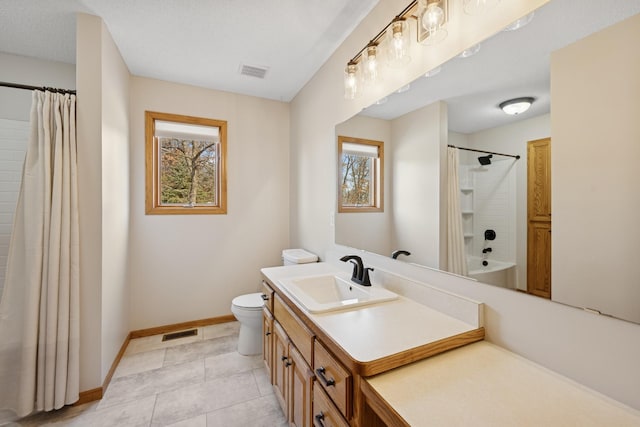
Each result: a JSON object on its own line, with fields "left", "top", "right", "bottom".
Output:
{"left": 316, "top": 367, "right": 335, "bottom": 387}
{"left": 314, "top": 412, "right": 326, "bottom": 427}
{"left": 261, "top": 294, "right": 270, "bottom": 301}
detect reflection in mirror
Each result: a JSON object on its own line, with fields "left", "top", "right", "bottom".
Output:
{"left": 335, "top": 0, "right": 640, "bottom": 324}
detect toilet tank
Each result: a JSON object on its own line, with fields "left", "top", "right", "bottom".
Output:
{"left": 282, "top": 249, "right": 318, "bottom": 266}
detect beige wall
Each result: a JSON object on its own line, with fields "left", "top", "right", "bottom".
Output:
{"left": 391, "top": 102, "right": 447, "bottom": 268}
{"left": 99, "top": 18, "right": 131, "bottom": 380}
{"left": 291, "top": 0, "right": 640, "bottom": 411}
{"left": 0, "top": 52, "right": 75, "bottom": 121}
{"left": 335, "top": 115, "right": 392, "bottom": 255}
{"left": 551, "top": 14, "right": 640, "bottom": 323}
{"left": 76, "top": 13, "right": 131, "bottom": 389}
{"left": 128, "top": 77, "right": 290, "bottom": 330}
{"left": 76, "top": 13, "right": 104, "bottom": 391}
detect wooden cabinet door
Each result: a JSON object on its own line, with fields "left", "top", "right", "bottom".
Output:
{"left": 288, "top": 345, "right": 314, "bottom": 427}
{"left": 273, "top": 321, "right": 290, "bottom": 415}
{"left": 527, "top": 138, "right": 552, "bottom": 299}
{"left": 262, "top": 308, "right": 274, "bottom": 383}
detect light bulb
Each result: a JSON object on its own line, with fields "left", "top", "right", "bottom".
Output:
{"left": 418, "top": 0, "right": 448, "bottom": 45}
{"left": 364, "top": 45, "right": 379, "bottom": 84}
{"left": 423, "top": 3, "right": 444, "bottom": 34}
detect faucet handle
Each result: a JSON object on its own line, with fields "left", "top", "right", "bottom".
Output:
{"left": 361, "top": 267, "right": 374, "bottom": 286}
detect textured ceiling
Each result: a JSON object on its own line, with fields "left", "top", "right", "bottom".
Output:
{"left": 0, "top": 0, "right": 380, "bottom": 101}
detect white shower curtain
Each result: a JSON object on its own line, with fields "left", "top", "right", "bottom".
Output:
{"left": 0, "top": 91, "right": 79, "bottom": 418}
{"left": 446, "top": 147, "right": 468, "bottom": 276}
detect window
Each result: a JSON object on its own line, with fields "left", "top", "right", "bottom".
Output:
{"left": 337, "top": 136, "right": 384, "bottom": 212}
{"left": 145, "top": 111, "right": 227, "bottom": 215}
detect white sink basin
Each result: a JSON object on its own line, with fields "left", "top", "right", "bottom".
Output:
{"left": 278, "top": 274, "right": 398, "bottom": 313}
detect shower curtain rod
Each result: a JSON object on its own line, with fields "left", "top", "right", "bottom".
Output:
{"left": 448, "top": 144, "right": 520, "bottom": 160}
{"left": 0, "top": 80, "right": 76, "bottom": 95}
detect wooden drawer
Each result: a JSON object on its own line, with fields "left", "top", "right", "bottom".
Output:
{"left": 314, "top": 340, "right": 351, "bottom": 419}
{"left": 261, "top": 281, "right": 274, "bottom": 313}
{"left": 274, "top": 294, "right": 314, "bottom": 365}
{"left": 312, "top": 385, "right": 349, "bottom": 427}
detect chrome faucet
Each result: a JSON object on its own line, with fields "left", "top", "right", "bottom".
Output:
{"left": 339, "top": 255, "right": 374, "bottom": 286}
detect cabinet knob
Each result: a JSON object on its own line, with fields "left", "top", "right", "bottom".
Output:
{"left": 281, "top": 355, "right": 288, "bottom": 362}
{"left": 265, "top": 331, "right": 271, "bottom": 336}
{"left": 314, "top": 412, "right": 326, "bottom": 427}
{"left": 261, "top": 294, "right": 269, "bottom": 301}
{"left": 315, "top": 367, "right": 336, "bottom": 387}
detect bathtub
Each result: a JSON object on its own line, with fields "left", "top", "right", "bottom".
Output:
{"left": 467, "top": 256, "right": 516, "bottom": 289}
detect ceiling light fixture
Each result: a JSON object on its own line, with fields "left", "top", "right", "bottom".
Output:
{"left": 463, "top": 0, "right": 501, "bottom": 15}
{"left": 499, "top": 97, "right": 534, "bottom": 115}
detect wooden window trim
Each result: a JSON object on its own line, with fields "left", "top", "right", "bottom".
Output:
{"left": 145, "top": 111, "right": 227, "bottom": 215}
{"left": 337, "top": 135, "right": 384, "bottom": 213}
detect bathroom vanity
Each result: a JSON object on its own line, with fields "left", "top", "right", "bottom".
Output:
{"left": 261, "top": 262, "right": 640, "bottom": 426}
{"left": 261, "top": 262, "right": 485, "bottom": 426}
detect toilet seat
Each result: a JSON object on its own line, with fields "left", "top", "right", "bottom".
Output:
{"left": 232, "top": 292, "right": 264, "bottom": 310}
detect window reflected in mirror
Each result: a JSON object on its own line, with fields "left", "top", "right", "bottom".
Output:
{"left": 337, "top": 136, "right": 384, "bottom": 213}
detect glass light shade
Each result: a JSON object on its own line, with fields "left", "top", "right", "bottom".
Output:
{"left": 463, "top": 0, "right": 501, "bottom": 15}
{"left": 386, "top": 18, "right": 411, "bottom": 68}
{"left": 499, "top": 97, "right": 534, "bottom": 115}
{"left": 363, "top": 45, "right": 380, "bottom": 85}
{"left": 420, "top": 1, "right": 448, "bottom": 45}
{"left": 343, "top": 62, "right": 362, "bottom": 100}
{"left": 396, "top": 84, "right": 411, "bottom": 94}
{"left": 458, "top": 43, "right": 481, "bottom": 58}
{"left": 503, "top": 12, "right": 534, "bottom": 31}
{"left": 424, "top": 66, "right": 441, "bottom": 77}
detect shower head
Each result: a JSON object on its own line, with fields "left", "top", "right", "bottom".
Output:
{"left": 478, "top": 154, "right": 493, "bottom": 165}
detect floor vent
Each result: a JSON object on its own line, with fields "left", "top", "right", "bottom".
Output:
{"left": 162, "top": 329, "right": 198, "bottom": 342}
{"left": 239, "top": 63, "right": 269, "bottom": 79}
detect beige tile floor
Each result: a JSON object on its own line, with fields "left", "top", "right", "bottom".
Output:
{"left": 12, "top": 322, "right": 287, "bottom": 427}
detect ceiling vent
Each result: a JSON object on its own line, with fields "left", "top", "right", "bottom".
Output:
{"left": 239, "top": 64, "right": 269, "bottom": 79}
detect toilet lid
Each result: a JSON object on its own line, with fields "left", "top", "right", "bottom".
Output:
{"left": 232, "top": 292, "right": 264, "bottom": 309}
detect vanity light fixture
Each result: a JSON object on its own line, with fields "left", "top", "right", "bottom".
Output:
{"left": 343, "top": 0, "right": 505, "bottom": 99}
{"left": 499, "top": 97, "right": 534, "bottom": 115}
{"left": 418, "top": 0, "right": 448, "bottom": 45}
{"left": 463, "top": 0, "right": 501, "bottom": 15}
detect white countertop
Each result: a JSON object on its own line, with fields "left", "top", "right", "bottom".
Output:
{"left": 261, "top": 262, "right": 481, "bottom": 363}
{"left": 366, "top": 341, "right": 640, "bottom": 426}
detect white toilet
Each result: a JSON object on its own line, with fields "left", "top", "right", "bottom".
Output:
{"left": 231, "top": 249, "right": 318, "bottom": 355}
{"left": 231, "top": 292, "right": 265, "bottom": 355}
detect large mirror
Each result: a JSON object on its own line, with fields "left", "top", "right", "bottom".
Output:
{"left": 335, "top": 0, "right": 640, "bottom": 324}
